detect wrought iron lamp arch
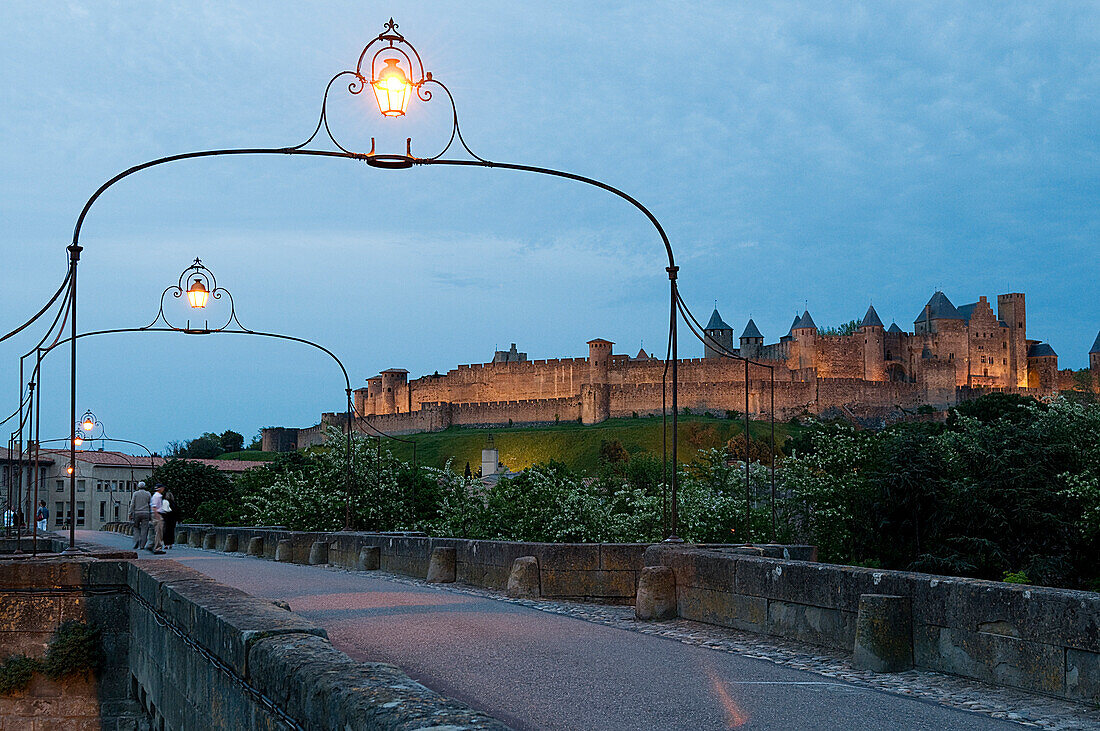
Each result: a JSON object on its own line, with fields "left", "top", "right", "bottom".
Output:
{"left": 0, "top": 17, "right": 692, "bottom": 546}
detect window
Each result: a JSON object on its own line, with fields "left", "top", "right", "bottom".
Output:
{"left": 55, "top": 479, "right": 63, "bottom": 492}
{"left": 1003, "top": 342, "right": 1007, "bottom": 349}
{"left": 96, "top": 480, "right": 103, "bottom": 492}
{"left": 77, "top": 480, "right": 85, "bottom": 493}
{"left": 99, "top": 502, "right": 105, "bottom": 519}
{"left": 55, "top": 502, "right": 64, "bottom": 526}
{"left": 76, "top": 502, "right": 85, "bottom": 527}
{"left": 113, "top": 504, "right": 120, "bottom": 519}
{"left": 1003, "top": 359, "right": 1007, "bottom": 365}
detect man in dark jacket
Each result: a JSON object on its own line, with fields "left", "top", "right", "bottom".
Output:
{"left": 129, "top": 481, "right": 152, "bottom": 550}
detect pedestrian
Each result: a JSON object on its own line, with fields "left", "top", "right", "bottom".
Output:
{"left": 162, "top": 490, "right": 177, "bottom": 550}
{"left": 149, "top": 484, "right": 167, "bottom": 554}
{"left": 35, "top": 500, "right": 48, "bottom": 533}
{"left": 129, "top": 481, "right": 152, "bottom": 550}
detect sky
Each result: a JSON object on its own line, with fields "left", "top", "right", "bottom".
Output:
{"left": 1, "top": 1, "right": 1097, "bottom": 453}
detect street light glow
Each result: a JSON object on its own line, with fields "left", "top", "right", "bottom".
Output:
{"left": 187, "top": 277, "right": 209, "bottom": 308}
{"left": 372, "top": 58, "right": 411, "bottom": 117}
{"left": 81, "top": 418, "right": 95, "bottom": 432}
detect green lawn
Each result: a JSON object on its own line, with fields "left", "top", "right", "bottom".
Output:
{"left": 380, "top": 415, "right": 799, "bottom": 474}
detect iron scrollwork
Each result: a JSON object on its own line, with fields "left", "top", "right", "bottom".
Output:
{"left": 289, "top": 18, "right": 489, "bottom": 166}
{"left": 145, "top": 258, "right": 244, "bottom": 333}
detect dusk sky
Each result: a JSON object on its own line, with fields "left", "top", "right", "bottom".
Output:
{"left": 1, "top": 2, "right": 1097, "bottom": 453}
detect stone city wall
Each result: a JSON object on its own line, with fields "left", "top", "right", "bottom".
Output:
{"left": 644, "top": 545, "right": 1100, "bottom": 705}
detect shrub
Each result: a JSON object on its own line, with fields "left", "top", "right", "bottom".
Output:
{"left": 42, "top": 621, "right": 102, "bottom": 680}
{"left": 0, "top": 655, "right": 39, "bottom": 695}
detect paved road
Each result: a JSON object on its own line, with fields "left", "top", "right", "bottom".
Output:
{"left": 78, "top": 530, "right": 1019, "bottom": 731}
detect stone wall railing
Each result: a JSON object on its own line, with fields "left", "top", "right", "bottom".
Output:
{"left": 1, "top": 543, "right": 509, "bottom": 730}
{"left": 643, "top": 545, "right": 1100, "bottom": 705}
{"left": 153, "top": 524, "right": 811, "bottom": 602}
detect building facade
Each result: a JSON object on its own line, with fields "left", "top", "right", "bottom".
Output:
{"left": 2, "top": 449, "right": 265, "bottom": 532}
{"left": 264, "top": 291, "right": 1099, "bottom": 448}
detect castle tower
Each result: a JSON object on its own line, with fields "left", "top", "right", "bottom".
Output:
{"left": 1090, "top": 331, "right": 1100, "bottom": 384}
{"left": 791, "top": 310, "right": 817, "bottom": 371}
{"left": 380, "top": 368, "right": 409, "bottom": 415}
{"left": 704, "top": 308, "right": 734, "bottom": 359}
{"left": 739, "top": 319, "right": 763, "bottom": 360}
{"left": 858, "top": 304, "right": 886, "bottom": 381}
{"left": 997, "top": 293, "right": 1028, "bottom": 388}
{"left": 1026, "top": 342, "right": 1058, "bottom": 395}
{"left": 582, "top": 339, "right": 613, "bottom": 424}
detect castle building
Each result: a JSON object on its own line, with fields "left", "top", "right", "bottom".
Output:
{"left": 264, "top": 291, "right": 1096, "bottom": 449}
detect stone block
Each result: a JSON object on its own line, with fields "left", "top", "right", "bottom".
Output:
{"left": 538, "top": 543, "right": 600, "bottom": 572}
{"left": 676, "top": 586, "right": 767, "bottom": 632}
{"left": 222, "top": 534, "right": 238, "bottom": 553}
{"left": 1065, "top": 648, "right": 1100, "bottom": 704}
{"left": 426, "top": 547, "right": 456, "bottom": 583}
{"left": 188, "top": 531, "right": 203, "bottom": 548}
{"left": 767, "top": 599, "right": 855, "bottom": 650}
{"left": 506, "top": 556, "right": 540, "bottom": 598}
{"left": 247, "top": 633, "right": 509, "bottom": 730}
{"left": 914, "top": 624, "right": 1064, "bottom": 695}
{"left": 203, "top": 532, "right": 216, "bottom": 550}
{"left": 852, "top": 594, "right": 914, "bottom": 673}
{"left": 599, "top": 544, "right": 647, "bottom": 572}
{"left": 357, "top": 546, "right": 380, "bottom": 571}
{"left": 308, "top": 541, "right": 329, "bottom": 565}
{"left": 636, "top": 566, "right": 676, "bottom": 620}
{"left": 247, "top": 537, "right": 264, "bottom": 556}
{"left": 275, "top": 539, "right": 293, "bottom": 563}
{"left": 175, "top": 529, "right": 188, "bottom": 545}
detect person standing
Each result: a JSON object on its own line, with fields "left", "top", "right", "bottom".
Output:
{"left": 129, "top": 481, "right": 152, "bottom": 550}
{"left": 35, "top": 501, "right": 48, "bottom": 532}
{"left": 161, "top": 490, "right": 177, "bottom": 550}
{"left": 149, "top": 484, "right": 167, "bottom": 554}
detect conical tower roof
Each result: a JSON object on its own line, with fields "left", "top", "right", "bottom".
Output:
{"left": 741, "top": 318, "right": 763, "bottom": 340}
{"left": 887, "top": 322, "right": 903, "bottom": 334}
{"left": 914, "top": 291, "right": 964, "bottom": 323}
{"left": 1091, "top": 330, "right": 1100, "bottom": 354}
{"left": 794, "top": 310, "right": 816, "bottom": 330}
{"left": 859, "top": 305, "right": 884, "bottom": 329}
{"left": 705, "top": 308, "right": 732, "bottom": 331}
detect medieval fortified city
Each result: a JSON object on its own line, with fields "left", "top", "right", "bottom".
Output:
{"left": 268, "top": 290, "right": 1100, "bottom": 449}
{"left": 2, "top": 5, "right": 1100, "bottom": 731}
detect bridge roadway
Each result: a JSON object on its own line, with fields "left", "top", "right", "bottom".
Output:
{"left": 77, "top": 530, "right": 1019, "bottom": 731}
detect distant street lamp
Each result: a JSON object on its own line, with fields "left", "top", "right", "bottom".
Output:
{"left": 23, "top": 258, "right": 357, "bottom": 550}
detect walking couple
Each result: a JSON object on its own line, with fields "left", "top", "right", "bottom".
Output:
{"left": 129, "top": 481, "right": 177, "bottom": 553}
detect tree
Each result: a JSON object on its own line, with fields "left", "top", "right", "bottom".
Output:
{"left": 598, "top": 439, "right": 629, "bottom": 466}
{"left": 820, "top": 319, "right": 861, "bottom": 336}
{"left": 219, "top": 430, "right": 244, "bottom": 454}
{"left": 146, "top": 459, "right": 234, "bottom": 521}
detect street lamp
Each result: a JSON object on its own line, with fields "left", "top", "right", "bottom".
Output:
{"left": 4, "top": 17, "right": 684, "bottom": 543}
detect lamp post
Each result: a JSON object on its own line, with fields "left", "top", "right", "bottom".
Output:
{"left": 26, "top": 258, "right": 356, "bottom": 549}
{"left": 1, "top": 18, "right": 684, "bottom": 543}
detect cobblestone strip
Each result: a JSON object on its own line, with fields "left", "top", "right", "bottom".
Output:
{"left": 312, "top": 563, "right": 1100, "bottom": 731}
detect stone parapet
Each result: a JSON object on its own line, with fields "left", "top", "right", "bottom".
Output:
{"left": 643, "top": 545, "right": 1100, "bottom": 705}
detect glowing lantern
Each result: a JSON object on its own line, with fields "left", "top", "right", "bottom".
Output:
{"left": 66, "top": 464, "right": 74, "bottom": 475}
{"left": 187, "top": 278, "right": 209, "bottom": 309}
{"left": 81, "top": 417, "right": 95, "bottom": 432}
{"left": 372, "top": 58, "right": 412, "bottom": 117}
{"left": 73, "top": 435, "right": 83, "bottom": 446}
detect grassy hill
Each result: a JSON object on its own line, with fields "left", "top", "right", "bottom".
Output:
{"left": 380, "top": 415, "right": 799, "bottom": 474}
